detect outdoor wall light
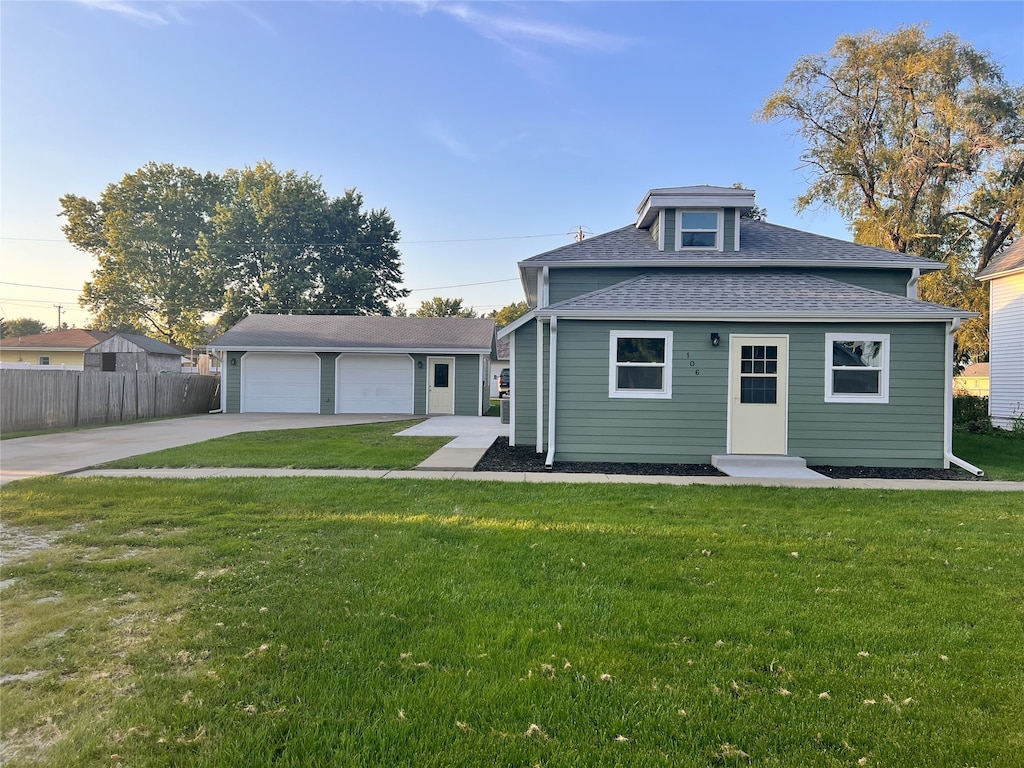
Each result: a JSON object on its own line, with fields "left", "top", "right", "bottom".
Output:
{"left": 230, "top": 357, "right": 237, "bottom": 366}
{"left": 710, "top": 333, "right": 721, "bottom": 347}
{"left": 417, "top": 361, "right": 424, "bottom": 369}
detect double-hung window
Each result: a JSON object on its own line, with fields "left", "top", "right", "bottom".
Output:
{"left": 825, "top": 334, "right": 890, "bottom": 403}
{"left": 609, "top": 331, "right": 672, "bottom": 399}
{"left": 678, "top": 211, "right": 721, "bottom": 250}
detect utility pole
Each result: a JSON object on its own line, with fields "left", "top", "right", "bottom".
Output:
{"left": 53, "top": 304, "right": 63, "bottom": 330}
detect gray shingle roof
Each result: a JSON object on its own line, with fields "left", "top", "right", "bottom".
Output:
{"left": 522, "top": 219, "right": 945, "bottom": 270}
{"left": 210, "top": 315, "right": 495, "bottom": 351}
{"left": 544, "top": 271, "right": 974, "bottom": 320}
{"left": 977, "top": 238, "right": 1024, "bottom": 280}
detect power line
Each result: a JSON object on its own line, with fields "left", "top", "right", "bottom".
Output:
{"left": 0, "top": 281, "right": 82, "bottom": 292}
{"left": 406, "top": 278, "right": 519, "bottom": 292}
{"left": 0, "top": 232, "right": 568, "bottom": 246}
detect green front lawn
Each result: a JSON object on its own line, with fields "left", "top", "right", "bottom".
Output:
{"left": 2, "top": 477, "right": 1021, "bottom": 766}
{"left": 102, "top": 419, "right": 450, "bottom": 470}
{"left": 953, "top": 430, "right": 1024, "bottom": 481}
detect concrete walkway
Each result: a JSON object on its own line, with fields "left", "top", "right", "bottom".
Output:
{"left": 396, "top": 416, "right": 508, "bottom": 471}
{"left": 0, "top": 413, "right": 413, "bottom": 486}
{"left": 66, "top": 466, "right": 1024, "bottom": 491}
{"left": 3, "top": 413, "right": 1021, "bottom": 492}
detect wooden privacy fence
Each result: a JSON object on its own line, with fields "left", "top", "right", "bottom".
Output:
{"left": 0, "top": 370, "right": 220, "bottom": 434}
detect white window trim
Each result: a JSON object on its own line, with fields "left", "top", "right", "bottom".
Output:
{"left": 609, "top": 330, "right": 673, "bottom": 399}
{"left": 38, "top": 355, "right": 51, "bottom": 365}
{"left": 825, "top": 333, "right": 890, "bottom": 403}
{"left": 677, "top": 209, "right": 723, "bottom": 252}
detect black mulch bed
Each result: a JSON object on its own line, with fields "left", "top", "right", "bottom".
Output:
{"left": 475, "top": 438, "right": 984, "bottom": 481}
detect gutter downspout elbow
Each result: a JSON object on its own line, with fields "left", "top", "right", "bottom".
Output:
{"left": 943, "top": 318, "right": 985, "bottom": 477}
{"left": 544, "top": 316, "right": 558, "bottom": 469}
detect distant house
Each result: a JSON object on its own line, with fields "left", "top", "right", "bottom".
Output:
{"left": 490, "top": 336, "right": 510, "bottom": 399}
{"left": 84, "top": 333, "right": 188, "bottom": 374}
{"left": 499, "top": 184, "right": 978, "bottom": 471}
{"left": 210, "top": 314, "right": 496, "bottom": 415}
{"left": 953, "top": 362, "right": 990, "bottom": 398}
{"left": 0, "top": 329, "right": 112, "bottom": 368}
{"left": 977, "top": 240, "right": 1024, "bottom": 429}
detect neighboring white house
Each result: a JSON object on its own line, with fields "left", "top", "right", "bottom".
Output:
{"left": 977, "top": 240, "right": 1024, "bottom": 429}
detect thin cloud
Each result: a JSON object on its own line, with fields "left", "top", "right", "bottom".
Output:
{"left": 423, "top": 119, "right": 478, "bottom": 161}
{"left": 76, "top": 1, "right": 171, "bottom": 25}
{"left": 229, "top": 1, "right": 276, "bottom": 34}
{"left": 438, "top": 4, "right": 634, "bottom": 53}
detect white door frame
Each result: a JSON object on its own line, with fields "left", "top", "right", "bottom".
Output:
{"left": 726, "top": 334, "right": 789, "bottom": 455}
{"left": 426, "top": 356, "right": 456, "bottom": 414}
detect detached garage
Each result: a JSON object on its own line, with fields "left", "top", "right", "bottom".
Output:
{"left": 211, "top": 314, "right": 496, "bottom": 416}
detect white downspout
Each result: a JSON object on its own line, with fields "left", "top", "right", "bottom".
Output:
{"left": 545, "top": 316, "right": 558, "bottom": 469}
{"left": 907, "top": 268, "right": 920, "bottom": 299}
{"left": 541, "top": 266, "right": 550, "bottom": 308}
{"left": 478, "top": 354, "right": 485, "bottom": 416}
{"left": 944, "top": 318, "right": 985, "bottom": 476}
{"left": 536, "top": 318, "right": 545, "bottom": 454}
{"left": 508, "top": 332, "right": 516, "bottom": 446}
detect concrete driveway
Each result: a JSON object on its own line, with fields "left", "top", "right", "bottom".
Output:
{"left": 0, "top": 413, "right": 414, "bottom": 485}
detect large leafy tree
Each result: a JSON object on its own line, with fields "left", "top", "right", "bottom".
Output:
{"left": 1, "top": 317, "right": 48, "bottom": 337}
{"left": 414, "top": 296, "right": 477, "bottom": 318}
{"left": 60, "top": 162, "right": 226, "bottom": 346}
{"left": 206, "top": 162, "right": 408, "bottom": 329}
{"left": 488, "top": 301, "right": 529, "bottom": 326}
{"left": 758, "top": 26, "right": 1024, "bottom": 360}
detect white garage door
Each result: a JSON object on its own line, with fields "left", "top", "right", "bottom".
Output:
{"left": 241, "top": 353, "right": 320, "bottom": 413}
{"left": 337, "top": 354, "right": 414, "bottom": 414}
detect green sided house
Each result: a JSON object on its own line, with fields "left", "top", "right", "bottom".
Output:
{"left": 211, "top": 315, "right": 495, "bottom": 415}
{"left": 499, "top": 185, "right": 979, "bottom": 471}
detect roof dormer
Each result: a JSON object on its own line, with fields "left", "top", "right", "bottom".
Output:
{"left": 636, "top": 185, "right": 756, "bottom": 253}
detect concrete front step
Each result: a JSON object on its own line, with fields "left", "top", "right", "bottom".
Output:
{"left": 711, "top": 454, "right": 827, "bottom": 479}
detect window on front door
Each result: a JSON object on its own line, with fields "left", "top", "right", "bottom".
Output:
{"left": 739, "top": 344, "right": 778, "bottom": 404}
{"left": 433, "top": 362, "right": 450, "bottom": 388}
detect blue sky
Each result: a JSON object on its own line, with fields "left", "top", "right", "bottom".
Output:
{"left": 2, "top": 1, "right": 1022, "bottom": 329}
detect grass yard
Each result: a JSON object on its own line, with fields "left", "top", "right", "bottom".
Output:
{"left": 101, "top": 419, "right": 450, "bottom": 470}
{"left": 953, "top": 430, "right": 1024, "bottom": 481}
{"left": 1, "top": 477, "right": 1021, "bottom": 767}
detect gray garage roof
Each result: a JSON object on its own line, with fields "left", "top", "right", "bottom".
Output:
{"left": 211, "top": 315, "right": 495, "bottom": 352}
{"left": 522, "top": 219, "right": 945, "bottom": 270}
{"left": 539, "top": 271, "right": 974, "bottom": 321}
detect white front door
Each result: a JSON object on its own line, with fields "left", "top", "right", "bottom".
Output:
{"left": 427, "top": 357, "right": 455, "bottom": 414}
{"left": 728, "top": 335, "right": 788, "bottom": 455}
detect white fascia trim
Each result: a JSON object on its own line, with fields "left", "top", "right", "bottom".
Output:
{"left": 522, "top": 258, "right": 947, "bottom": 271}
{"left": 545, "top": 316, "right": 558, "bottom": 468}
{"left": 478, "top": 354, "right": 485, "bottom": 416}
{"left": 658, "top": 209, "right": 665, "bottom": 251}
{"left": 1, "top": 346, "right": 93, "bottom": 353}
{"left": 977, "top": 265, "right": 1024, "bottom": 282}
{"left": 536, "top": 317, "right": 545, "bottom": 454}
{"left": 508, "top": 332, "right": 516, "bottom": 446}
{"left": 496, "top": 310, "right": 539, "bottom": 338}
{"left": 519, "top": 266, "right": 539, "bottom": 306}
{"left": 219, "top": 346, "right": 492, "bottom": 354}
{"left": 534, "top": 310, "right": 976, "bottom": 323}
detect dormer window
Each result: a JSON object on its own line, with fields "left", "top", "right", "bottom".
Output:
{"left": 678, "top": 210, "right": 722, "bottom": 250}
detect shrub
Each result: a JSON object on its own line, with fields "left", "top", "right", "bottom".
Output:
{"left": 953, "top": 394, "right": 991, "bottom": 433}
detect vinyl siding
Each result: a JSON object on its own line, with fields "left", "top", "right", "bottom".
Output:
{"left": 455, "top": 355, "right": 481, "bottom": 415}
{"left": 988, "top": 273, "right": 1024, "bottom": 427}
{"left": 519, "top": 319, "right": 948, "bottom": 467}
{"left": 723, "top": 209, "right": 736, "bottom": 251}
{"left": 318, "top": 352, "right": 338, "bottom": 414}
{"left": 801, "top": 268, "right": 913, "bottom": 296}
{"left": 549, "top": 268, "right": 655, "bottom": 304}
{"left": 0, "top": 350, "right": 87, "bottom": 366}
{"left": 510, "top": 319, "right": 549, "bottom": 449}
{"left": 663, "top": 209, "right": 676, "bottom": 251}
{"left": 225, "top": 352, "right": 242, "bottom": 413}
{"left": 412, "top": 355, "right": 427, "bottom": 414}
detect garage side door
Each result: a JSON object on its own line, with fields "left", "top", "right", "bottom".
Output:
{"left": 241, "top": 352, "right": 321, "bottom": 413}
{"left": 337, "top": 354, "right": 414, "bottom": 414}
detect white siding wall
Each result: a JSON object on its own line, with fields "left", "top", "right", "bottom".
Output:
{"left": 989, "top": 273, "right": 1024, "bottom": 428}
